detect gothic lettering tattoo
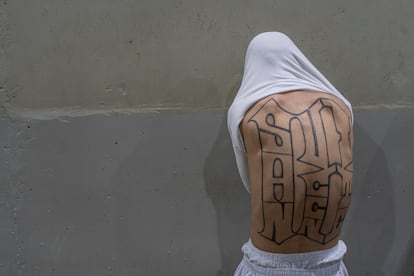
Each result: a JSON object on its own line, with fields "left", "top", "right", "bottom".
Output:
{"left": 248, "top": 98, "right": 353, "bottom": 245}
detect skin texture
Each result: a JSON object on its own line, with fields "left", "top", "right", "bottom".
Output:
{"left": 240, "top": 90, "right": 353, "bottom": 253}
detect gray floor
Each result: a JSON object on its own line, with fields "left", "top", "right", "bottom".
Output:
{"left": 1, "top": 110, "right": 413, "bottom": 275}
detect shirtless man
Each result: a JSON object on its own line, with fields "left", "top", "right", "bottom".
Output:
{"left": 228, "top": 33, "right": 353, "bottom": 275}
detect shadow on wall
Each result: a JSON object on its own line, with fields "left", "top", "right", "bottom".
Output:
{"left": 203, "top": 113, "right": 250, "bottom": 276}
{"left": 344, "top": 123, "right": 395, "bottom": 275}
{"left": 384, "top": 114, "right": 414, "bottom": 276}
{"left": 109, "top": 77, "right": 244, "bottom": 275}
{"left": 203, "top": 77, "right": 251, "bottom": 276}
{"left": 398, "top": 234, "right": 414, "bottom": 276}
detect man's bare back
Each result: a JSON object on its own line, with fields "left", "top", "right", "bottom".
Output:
{"left": 240, "top": 90, "right": 354, "bottom": 254}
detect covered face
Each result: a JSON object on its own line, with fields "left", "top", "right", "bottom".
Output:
{"left": 227, "top": 32, "right": 353, "bottom": 192}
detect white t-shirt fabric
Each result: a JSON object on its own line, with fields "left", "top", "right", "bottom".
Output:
{"left": 227, "top": 32, "right": 353, "bottom": 193}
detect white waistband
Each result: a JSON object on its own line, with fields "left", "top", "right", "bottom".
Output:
{"left": 241, "top": 239, "right": 347, "bottom": 270}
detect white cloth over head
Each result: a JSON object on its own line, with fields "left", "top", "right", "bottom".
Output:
{"left": 227, "top": 32, "right": 353, "bottom": 193}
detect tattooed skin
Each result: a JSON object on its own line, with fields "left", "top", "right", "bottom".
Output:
{"left": 241, "top": 92, "right": 353, "bottom": 251}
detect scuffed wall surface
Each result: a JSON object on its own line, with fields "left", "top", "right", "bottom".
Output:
{"left": 1, "top": 0, "right": 414, "bottom": 275}
{"left": 3, "top": 0, "right": 414, "bottom": 115}
{"left": 0, "top": 113, "right": 242, "bottom": 275}
{"left": 1, "top": 112, "right": 414, "bottom": 275}
{"left": 0, "top": 0, "right": 10, "bottom": 116}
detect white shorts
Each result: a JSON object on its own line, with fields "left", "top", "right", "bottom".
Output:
{"left": 234, "top": 240, "right": 349, "bottom": 276}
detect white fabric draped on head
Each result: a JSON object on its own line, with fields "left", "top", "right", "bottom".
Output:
{"left": 227, "top": 32, "right": 353, "bottom": 193}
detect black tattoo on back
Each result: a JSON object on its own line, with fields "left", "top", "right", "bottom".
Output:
{"left": 248, "top": 98, "right": 353, "bottom": 245}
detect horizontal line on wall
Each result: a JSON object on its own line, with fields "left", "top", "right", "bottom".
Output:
{"left": 352, "top": 103, "right": 414, "bottom": 111}
{"left": 3, "top": 106, "right": 226, "bottom": 121}
{"left": 3, "top": 102, "right": 414, "bottom": 121}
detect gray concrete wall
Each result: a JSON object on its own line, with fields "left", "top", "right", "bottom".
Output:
{"left": 3, "top": 0, "right": 414, "bottom": 114}
{"left": 1, "top": 0, "right": 414, "bottom": 275}
{"left": 1, "top": 111, "right": 414, "bottom": 276}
